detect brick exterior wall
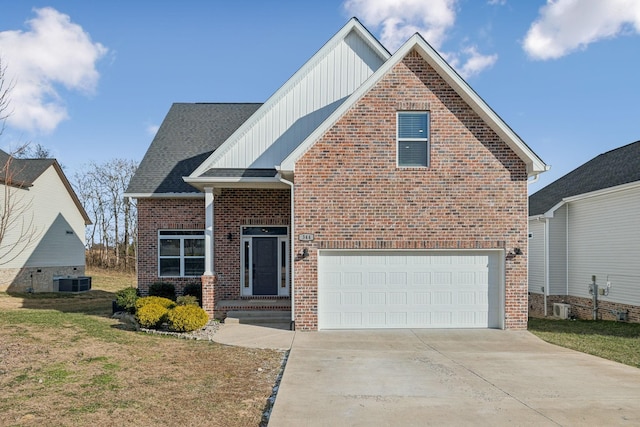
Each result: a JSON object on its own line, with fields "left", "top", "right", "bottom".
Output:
{"left": 137, "top": 190, "right": 289, "bottom": 318}
{"left": 293, "top": 50, "right": 529, "bottom": 330}
{"left": 137, "top": 198, "right": 206, "bottom": 296}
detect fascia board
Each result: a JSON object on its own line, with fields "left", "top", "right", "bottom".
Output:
{"left": 189, "top": 18, "right": 390, "bottom": 179}
{"left": 123, "top": 192, "right": 204, "bottom": 199}
{"left": 562, "top": 180, "right": 640, "bottom": 204}
{"left": 539, "top": 180, "right": 640, "bottom": 218}
{"left": 281, "top": 34, "right": 548, "bottom": 176}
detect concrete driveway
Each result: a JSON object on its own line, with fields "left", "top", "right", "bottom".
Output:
{"left": 268, "top": 329, "right": 640, "bottom": 426}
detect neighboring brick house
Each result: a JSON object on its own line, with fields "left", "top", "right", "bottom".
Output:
{"left": 528, "top": 141, "right": 640, "bottom": 323}
{"left": 126, "top": 18, "right": 547, "bottom": 330}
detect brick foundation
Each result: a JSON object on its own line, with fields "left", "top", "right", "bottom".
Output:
{"left": 530, "top": 293, "right": 640, "bottom": 323}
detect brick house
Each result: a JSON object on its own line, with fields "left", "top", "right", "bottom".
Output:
{"left": 126, "top": 18, "right": 547, "bottom": 331}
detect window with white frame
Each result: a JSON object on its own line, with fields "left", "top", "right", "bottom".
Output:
{"left": 158, "top": 230, "right": 205, "bottom": 277}
{"left": 397, "top": 111, "right": 430, "bottom": 167}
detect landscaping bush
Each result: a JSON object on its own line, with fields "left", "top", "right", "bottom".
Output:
{"left": 167, "top": 305, "right": 209, "bottom": 332}
{"left": 182, "top": 283, "right": 202, "bottom": 306}
{"left": 135, "top": 296, "right": 176, "bottom": 311}
{"left": 115, "top": 287, "right": 138, "bottom": 314}
{"left": 176, "top": 295, "right": 198, "bottom": 306}
{"left": 148, "top": 282, "right": 176, "bottom": 300}
{"left": 136, "top": 303, "right": 169, "bottom": 328}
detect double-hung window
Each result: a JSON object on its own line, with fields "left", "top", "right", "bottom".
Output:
{"left": 158, "top": 230, "right": 205, "bottom": 277}
{"left": 397, "top": 111, "right": 430, "bottom": 167}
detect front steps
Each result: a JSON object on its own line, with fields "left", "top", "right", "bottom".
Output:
{"left": 225, "top": 310, "right": 292, "bottom": 330}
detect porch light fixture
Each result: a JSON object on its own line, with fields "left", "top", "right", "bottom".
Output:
{"left": 508, "top": 247, "right": 522, "bottom": 257}
{"left": 301, "top": 248, "right": 309, "bottom": 259}
{"left": 227, "top": 233, "right": 233, "bottom": 241}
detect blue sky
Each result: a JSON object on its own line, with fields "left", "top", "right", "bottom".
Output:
{"left": 0, "top": 1, "right": 638, "bottom": 193}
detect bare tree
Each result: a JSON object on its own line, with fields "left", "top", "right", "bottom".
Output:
{"left": 74, "top": 159, "right": 137, "bottom": 271}
{"left": 0, "top": 59, "right": 40, "bottom": 264}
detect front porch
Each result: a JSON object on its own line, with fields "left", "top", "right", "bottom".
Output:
{"left": 216, "top": 297, "right": 292, "bottom": 329}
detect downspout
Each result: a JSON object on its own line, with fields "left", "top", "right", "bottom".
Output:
{"left": 277, "top": 174, "right": 295, "bottom": 331}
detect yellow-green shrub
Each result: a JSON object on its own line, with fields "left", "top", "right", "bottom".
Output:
{"left": 136, "top": 303, "right": 169, "bottom": 328}
{"left": 135, "top": 296, "right": 176, "bottom": 311}
{"left": 167, "top": 305, "right": 208, "bottom": 332}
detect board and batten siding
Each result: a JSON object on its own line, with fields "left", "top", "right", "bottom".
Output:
{"left": 210, "top": 30, "right": 386, "bottom": 169}
{"left": 1, "top": 166, "right": 86, "bottom": 269}
{"left": 567, "top": 185, "right": 640, "bottom": 305}
{"left": 548, "top": 204, "right": 568, "bottom": 295}
{"left": 528, "top": 219, "right": 546, "bottom": 294}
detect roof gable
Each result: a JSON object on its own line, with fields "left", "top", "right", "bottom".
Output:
{"left": 189, "top": 18, "right": 390, "bottom": 178}
{"left": 280, "top": 33, "right": 547, "bottom": 177}
{"left": 529, "top": 140, "right": 640, "bottom": 216}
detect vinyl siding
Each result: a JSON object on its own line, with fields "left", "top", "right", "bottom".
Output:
{"left": 211, "top": 30, "right": 385, "bottom": 169}
{"left": 528, "top": 219, "right": 545, "bottom": 294}
{"left": 548, "top": 204, "right": 567, "bottom": 295}
{"left": 0, "top": 166, "right": 86, "bottom": 269}
{"left": 567, "top": 185, "right": 640, "bottom": 305}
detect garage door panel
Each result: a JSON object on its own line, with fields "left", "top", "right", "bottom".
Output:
{"left": 318, "top": 250, "right": 502, "bottom": 329}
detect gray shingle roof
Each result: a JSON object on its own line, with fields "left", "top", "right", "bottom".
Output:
{"left": 529, "top": 140, "right": 640, "bottom": 216}
{"left": 126, "top": 103, "right": 262, "bottom": 195}
{"left": 0, "top": 149, "right": 55, "bottom": 187}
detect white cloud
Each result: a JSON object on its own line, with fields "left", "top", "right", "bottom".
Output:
{"left": 524, "top": 0, "right": 640, "bottom": 60}
{"left": 343, "top": 0, "right": 498, "bottom": 78}
{"left": 448, "top": 46, "right": 499, "bottom": 79}
{"left": 146, "top": 124, "right": 160, "bottom": 136}
{"left": 344, "top": 0, "right": 457, "bottom": 51}
{"left": 487, "top": 0, "right": 507, "bottom": 5}
{"left": 0, "top": 7, "right": 107, "bottom": 133}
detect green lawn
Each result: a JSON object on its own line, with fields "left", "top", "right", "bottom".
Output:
{"left": 528, "top": 317, "right": 640, "bottom": 368}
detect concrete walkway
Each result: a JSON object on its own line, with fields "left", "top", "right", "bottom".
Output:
{"left": 269, "top": 329, "right": 640, "bottom": 426}
{"left": 212, "top": 323, "right": 295, "bottom": 350}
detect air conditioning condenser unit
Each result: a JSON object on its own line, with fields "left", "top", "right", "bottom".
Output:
{"left": 553, "top": 303, "right": 571, "bottom": 319}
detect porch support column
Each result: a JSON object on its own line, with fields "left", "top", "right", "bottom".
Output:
{"left": 202, "top": 187, "right": 216, "bottom": 319}
{"left": 204, "top": 187, "right": 214, "bottom": 275}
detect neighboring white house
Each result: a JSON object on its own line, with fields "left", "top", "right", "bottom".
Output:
{"left": 528, "top": 141, "right": 640, "bottom": 323}
{"left": 0, "top": 150, "right": 91, "bottom": 292}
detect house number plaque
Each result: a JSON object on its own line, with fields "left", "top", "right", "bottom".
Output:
{"left": 299, "top": 234, "right": 314, "bottom": 241}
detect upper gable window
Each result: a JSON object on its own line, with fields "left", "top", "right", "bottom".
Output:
{"left": 397, "top": 112, "right": 430, "bottom": 167}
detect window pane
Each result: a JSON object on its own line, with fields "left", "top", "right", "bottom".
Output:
{"left": 242, "top": 226, "right": 288, "bottom": 236}
{"left": 244, "top": 241, "right": 250, "bottom": 288}
{"left": 184, "top": 238, "right": 205, "bottom": 256}
{"left": 281, "top": 241, "right": 287, "bottom": 288}
{"left": 159, "top": 258, "right": 180, "bottom": 276}
{"left": 398, "top": 113, "right": 428, "bottom": 139}
{"left": 159, "top": 239, "right": 180, "bottom": 256}
{"left": 398, "top": 141, "right": 428, "bottom": 167}
{"left": 184, "top": 258, "right": 205, "bottom": 276}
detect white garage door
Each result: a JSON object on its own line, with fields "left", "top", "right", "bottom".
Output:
{"left": 318, "top": 250, "right": 502, "bottom": 329}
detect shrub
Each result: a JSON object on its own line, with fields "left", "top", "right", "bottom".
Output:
{"left": 135, "top": 296, "right": 176, "bottom": 312}
{"left": 176, "top": 295, "right": 198, "bottom": 306}
{"left": 167, "top": 305, "right": 209, "bottom": 332}
{"left": 115, "top": 287, "right": 138, "bottom": 314}
{"left": 149, "top": 282, "right": 176, "bottom": 300}
{"left": 136, "top": 303, "right": 169, "bottom": 328}
{"left": 182, "top": 283, "right": 202, "bottom": 306}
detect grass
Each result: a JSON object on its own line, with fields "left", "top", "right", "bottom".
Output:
{"left": 528, "top": 317, "right": 640, "bottom": 368}
{"left": 0, "top": 269, "right": 284, "bottom": 427}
